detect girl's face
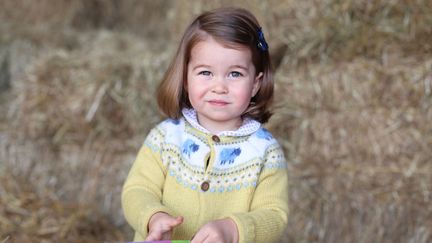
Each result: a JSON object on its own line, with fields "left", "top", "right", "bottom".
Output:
{"left": 186, "top": 36, "right": 262, "bottom": 134}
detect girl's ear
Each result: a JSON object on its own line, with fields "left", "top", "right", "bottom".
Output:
{"left": 252, "top": 72, "right": 263, "bottom": 97}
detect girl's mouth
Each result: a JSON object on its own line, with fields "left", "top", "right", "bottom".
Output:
{"left": 208, "top": 100, "right": 229, "bottom": 106}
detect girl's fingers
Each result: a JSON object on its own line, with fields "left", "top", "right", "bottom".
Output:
{"left": 160, "top": 231, "right": 170, "bottom": 240}
{"left": 147, "top": 215, "right": 184, "bottom": 241}
{"left": 161, "top": 217, "right": 183, "bottom": 231}
{"left": 145, "top": 230, "right": 162, "bottom": 241}
{"left": 169, "top": 216, "right": 184, "bottom": 227}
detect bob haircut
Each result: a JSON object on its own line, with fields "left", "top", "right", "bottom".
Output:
{"left": 157, "top": 7, "right": 274, "bottom": 123}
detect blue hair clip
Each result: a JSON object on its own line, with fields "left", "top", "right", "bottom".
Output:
{"left": 257, "top": 28, "right": 268, "bottom": 52}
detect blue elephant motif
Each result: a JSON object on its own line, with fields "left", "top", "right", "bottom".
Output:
{"left": 220, "top": 148, "right": 241, "bottom": 165}
{"left": 256, "top": 128, "right": 273, "bottom": 140}
{"left": 182, "top": 139, "right": 199, "bottom": 158}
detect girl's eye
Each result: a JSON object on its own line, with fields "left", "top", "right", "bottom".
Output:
{"left": 198, "top": 71, "right": 211, "bottom": 76}
{"left": 229, "top": 71, "right": 243, "bottom": 78}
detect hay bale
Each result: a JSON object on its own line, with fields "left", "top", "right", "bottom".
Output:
{"left": 266, "top": 3, "right": 432, "bottom": 240}
{"left": 271, "top": 56, "right": 432, "bottom": 242}
{"left": 13, "top": 31, "right": 165, "bottom": 145}
{"left": 4, "top": 30, "right": 172, "bottom": 235}
{"left": 0, "top": 171, "right": 127, "bottom": 242}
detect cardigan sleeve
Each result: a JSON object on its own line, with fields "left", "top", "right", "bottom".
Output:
{"left": 121, "top": 126, "right": 175, "bottom": 239}
{"left": 228, "top": 143, "right": 289, "bottom": 243}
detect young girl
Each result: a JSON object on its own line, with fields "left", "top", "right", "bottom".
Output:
{"left": 122, "top": 7, "right": 288, "bottom": 243}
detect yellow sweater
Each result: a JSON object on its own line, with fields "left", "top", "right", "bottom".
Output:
{"left": 122, "top": 109, "right": 289, "bottom": 243}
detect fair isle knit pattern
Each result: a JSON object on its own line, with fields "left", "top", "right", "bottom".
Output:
{"left": 122, "top": 109, "right": 289, "bottom": 243}
{"left": 145, "top": 109, "right": 286, "bottom": 194}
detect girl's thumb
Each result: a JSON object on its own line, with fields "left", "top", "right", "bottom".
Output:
{"left": 169, "top": 216, "right": 184, "bottom": 227}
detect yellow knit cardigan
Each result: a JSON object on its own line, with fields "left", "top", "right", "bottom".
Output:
{"left": 122, "top": 114, "right": 289, "bottom": 243}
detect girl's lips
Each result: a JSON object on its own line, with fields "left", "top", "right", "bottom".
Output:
{"left": 208, "top": 100, "right": 229, "bottom": 106}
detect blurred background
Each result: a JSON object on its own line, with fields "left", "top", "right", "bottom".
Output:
{"left": 0, "top": 0, "right": 431, "bottom": 242}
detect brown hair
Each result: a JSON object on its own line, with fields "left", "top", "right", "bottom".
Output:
{"left": 157, "top": 7, "right": 274, "bottom": 123}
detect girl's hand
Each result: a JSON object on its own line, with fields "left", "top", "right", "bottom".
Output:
{"left": 191, "top": 218, "right": 239, "bottom": 243}
{"left": 145, "top": 212, "right": 184, "bottom": 241}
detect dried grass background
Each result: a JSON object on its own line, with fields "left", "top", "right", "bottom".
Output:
{"left": 1, "top": 0, "right": 431, "bottom": 242}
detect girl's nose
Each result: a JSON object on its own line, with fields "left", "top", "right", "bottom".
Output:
{"left": 212, "top": 77, "right": 228, "bottom": 94}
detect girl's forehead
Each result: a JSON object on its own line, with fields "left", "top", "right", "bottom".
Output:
{"left": 193, "top": 32, "right": 250, "bottom": 51}
{"left": 190, "top": 36, "right": 251, "bottom": 57}
{"left": 189, "top": 39, "right": 252, "bottom": 66}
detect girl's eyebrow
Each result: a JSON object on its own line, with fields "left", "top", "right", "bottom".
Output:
{"left": 192, "top": 64, "right": 211, "bottom": 71}
{"left": 192, "top": 64, "right": 249, "bottom": 71}
{"left": 191, "top": 64, "right": 249, "bottom": 71}
{"left": 229, "top": 65, "right": 248, "bottom": 71}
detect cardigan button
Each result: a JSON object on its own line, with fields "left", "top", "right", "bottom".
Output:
{"left": 211, "top": 135, "right": 220, "bottom": 142}
{"left": 201, "top": 181, "right": 210, "bottom": 191}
